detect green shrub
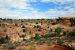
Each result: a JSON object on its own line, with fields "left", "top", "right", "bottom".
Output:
{"left": 34, "top": 34, "right": 40, "bottom": 40}
{"left": 6, "top": 44, "right": 16, "bottom": 50}
{"left": 55, "top": 27, "right": 63, "bottom": 44}
{"left": 47, "top": 21, "right": 51, "bottom": 25}
{"left": 47, "top": 40, "right": 51, "bottom": 46}
{"left": 43, "top": 33, "right": 51, "bottom": 38}
{"left": 67, "top": 31, "right": 75, "bottom": 37}
{"left": 0, "top": 36, "right": 9, "bottom": 44}
{"left": 55, "top": 27, "right": 62, "bottom": 36}
{"left": 43, "top": 32, "right": 57, "bottom": 38}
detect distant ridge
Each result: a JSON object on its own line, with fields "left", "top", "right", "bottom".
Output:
{"left": 0, "top": 16, "right": 75, "bottom": 20}
{"left": 63, "top": 16, "right": 75, "bottom": 19}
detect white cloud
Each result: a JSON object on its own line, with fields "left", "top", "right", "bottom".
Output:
{"left": 41, "top": 0, "right": 75, "bottom": 4}
{"left": 0, "top": 6, "right": 75, "bottom": 19}
{"left": 28, "top": 0, "right": 38, "bottom": 2}
{"left": 0, "top": 0, "right": 29, "bottom": 9}
{"left": 0, "top": 0, "right": 75, "bottom": 19}
{"left": 0, "top": 5, "right": 57, "bottom": 19}
{"left": 0, "top": 8, "right": 48, "bottom": 19}
{"left": 47, "top": 8, "right": 75, "bottom": 17}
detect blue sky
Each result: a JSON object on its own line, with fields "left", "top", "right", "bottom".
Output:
{"left": 0, "top": 0, "right": 75, "bottom": 19}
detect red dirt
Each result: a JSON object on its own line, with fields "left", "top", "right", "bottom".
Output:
{"left": 51, "top": 44, "right": 75, "bottom": 50}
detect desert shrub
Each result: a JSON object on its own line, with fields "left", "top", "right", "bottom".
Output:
{"left": 21, "top": 20, "right": 24, "bottom": 22}
{"left": 5, "top": 44, "right": 16, "bottom": 50}
{"left": 55, "top": 27, "right": 63, "bottom": 44}
{"left": 67, "top": 31, "right": 75, "bottom": 37}
{"left": 36, "top": 22, "right": 38, "bottom": 24}
{"left": 15, "top": 24, "right": 17, "bottom": 26}
{"left": 47, "top": 21, "right": 51, "bottom": 25}
{"left": 24, "top": 48, "right": 27, "bottom": 50}
{"left": 4, "top": 29, "right": 7, "bottom": 32}
{"left": 23, "top": 29, "right": 26, "bottom": 32}
{"left": 22, "top": 25, "right": 25, "bottom": 28}
{"left": 43, "top": 33, "right": 51, "bottom": 38}
{"left": 0, "top": 37, "right": 6, "bottom": 44}
{"left": 34, "top": 25, "right": 41, "bottom": 28}
{"left": 52, "top": 22, "right": 57, "bottom": 25}
{"left": 18, "top": 48, "right": 24, "bottom": 50}
{"left": 0, "top": 36, "right": 9, "bottom": 44}
{"left": 38, "top": 28, "right": 41, "bottom": 31}
{"left": 55, "top": 27, "right": 62, "bottom": 36}
{"left": 46, "top": 40, "right": 51, "bottom": 46}
{"left": 34, "top": 34, "right": 41, "bottom": 40}
{"left": 43, "top": 33, "right": 57, "bottom": 39}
